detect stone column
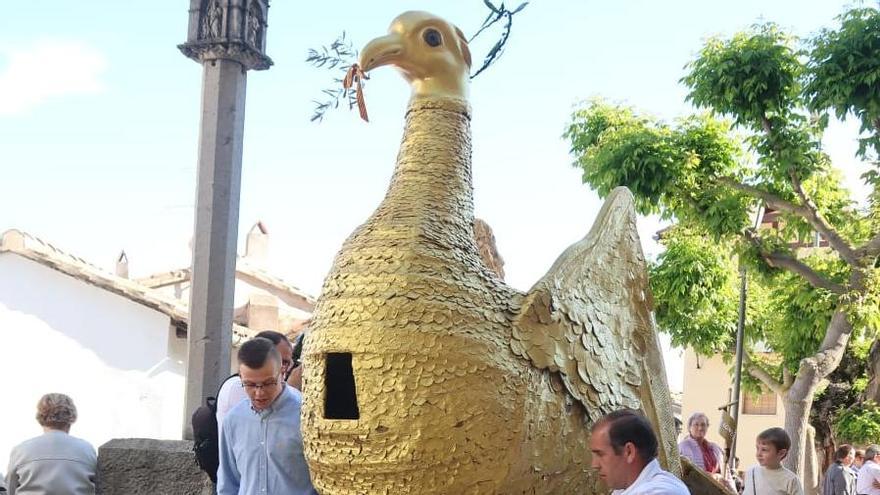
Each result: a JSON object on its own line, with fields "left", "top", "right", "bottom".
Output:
{"left": 178, "top": 0, "right": 272, "bottom": 439}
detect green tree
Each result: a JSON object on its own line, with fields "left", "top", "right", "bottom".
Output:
{"left": 564, "top": 7, "right": 880, "bottom": 478}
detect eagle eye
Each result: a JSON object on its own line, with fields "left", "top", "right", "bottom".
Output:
{"left": 422, "top": 28, "right": 442, "bottom": 47}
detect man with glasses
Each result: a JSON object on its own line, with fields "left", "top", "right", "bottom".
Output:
{"left": 217, "top": 337, "right": 316, "bottom": 494}
{"left": 216, "top": 330, "right": 296, "bottom": 429}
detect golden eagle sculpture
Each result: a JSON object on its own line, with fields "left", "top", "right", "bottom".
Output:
{"left": 302, "top": 11, "right": 680, "bottom": 494}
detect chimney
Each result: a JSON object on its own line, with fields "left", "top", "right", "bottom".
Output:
{"left": 245, "top": 221, "right": 269, "bottom": 267}
{"left": 247, "top": 293, "right": 279, "bottom": 331}
{"left": 116, "top": 250, "right": 129, "bottom": 279}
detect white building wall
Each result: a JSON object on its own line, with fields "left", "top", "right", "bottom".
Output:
{"left": 0, "top": 255, "right": 186, "bottom": 470}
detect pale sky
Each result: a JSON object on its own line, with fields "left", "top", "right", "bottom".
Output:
{"left": 1, "top": 1, "right": 871, "bottom": 393}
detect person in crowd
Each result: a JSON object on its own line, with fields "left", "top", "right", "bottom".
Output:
{"left": 851, "top": 449, "right": 865, "bottom": 483}
{"left": 856, "top": 445, "right": 880, "bottom": 495}
{"left": 589, "top": 409, "right": 689, "bottom": 494}
{"left": 678, "top": 412, "right": 736, "bottom": 491}
{"left": 823, "top": 443, "right": 856, "bottom": 495}
{"left": 5, "top": 393, "right": 97, "bottom": 495}
{"left": 742, "top": 427, "right": 803, "bottom": 495}
{"left": 731, "top": 457, "right": 745, "bottom": 493}
{"left": 286, "top": 331, "right": 306, "bottom": 391}
{"left": 217, "top": 337, "right": 316, "bottom": 495}
{"left": 216, "top": 330, "right": 296, "bottom": 428}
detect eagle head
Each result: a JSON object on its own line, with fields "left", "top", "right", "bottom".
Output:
{"left": 359, "top": 11, "right": 472, "bottom": 99}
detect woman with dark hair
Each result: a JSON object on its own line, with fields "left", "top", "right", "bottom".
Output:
{"left": 823, "top": 444, "right": 856, "bottom": 495}
{"left": 678, "top": 412, "right": 735, "bottom": 491}
{"left": 5, "top": 393, "right": 96, "bottom": 494}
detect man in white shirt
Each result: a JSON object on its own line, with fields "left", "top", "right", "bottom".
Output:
{"left": 589, "top": 409, "right": 689, "bottom": 495}
{"left": 857, "top": 445, "right": 880, "bottom": 495}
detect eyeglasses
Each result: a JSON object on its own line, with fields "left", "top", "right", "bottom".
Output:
{"left": 241, "top": 379, "right": 279, "bottom": 392}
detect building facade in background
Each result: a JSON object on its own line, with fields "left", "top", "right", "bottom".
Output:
{"left": 681, "top": 348, "right": 785, "bottom": 470}
{"left": 0, "top": 223, "right": 312, "bottom": 470}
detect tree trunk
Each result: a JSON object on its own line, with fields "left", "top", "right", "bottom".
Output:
{"left": 782, "top": 391, "right": 815, "bottom": 477}
{"left": 780, "top": 310, "right": 853, "bottom": 480}
{"left": 803, "top": 426, "right": 819, "bottom": 495}
{"left": 865, "top": 338, "right": 880, "bottom": 403}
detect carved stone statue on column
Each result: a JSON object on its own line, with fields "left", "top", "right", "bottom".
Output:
{"left": 180, "top": 0, "right": 271, "bottom": 70}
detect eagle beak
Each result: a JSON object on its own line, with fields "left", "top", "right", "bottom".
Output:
{"left": 359, "top": 34, "right": 404, "bottom": 72}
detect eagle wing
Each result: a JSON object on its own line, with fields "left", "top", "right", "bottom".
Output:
{"left": 511, "top": 187, "right": 680, "bottom": 473}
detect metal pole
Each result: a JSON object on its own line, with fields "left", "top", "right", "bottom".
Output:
{"left": 729, "top": 260, "right": 747, "bottom": 466}
{"left": 730, "top": 206, "right": 764, "bottom": 468}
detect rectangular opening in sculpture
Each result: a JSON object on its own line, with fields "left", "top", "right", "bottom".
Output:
{"left": 324, "top": 352, "right": 360, "bottom": 420}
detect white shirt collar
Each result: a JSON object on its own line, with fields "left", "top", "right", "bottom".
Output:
{"left": 615, "top": 459, "right": 662, "bottom": 495}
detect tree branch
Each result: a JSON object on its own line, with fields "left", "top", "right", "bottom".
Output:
{"left": 744, "top": 352, "right": 788, "bottom": 396}
{"left": 717, "top": 175, "right": 859, "bottom": 265}
{"left": 744, "top": 231, "right": 847, "bottom": 294}
{"left": 717, "top": 176, "right": 807, "bottom": 217}
{"left": 760, "top": 114, "right": 859, "bottom": 264}
{"left": 762, "top": 116, "right": 773, "bottom": 136}
{"left": 787, "top": 310, "right": 855, "bottom": 399}
{"left": 788, "top": 171, "right": 859, "bottom": 265}
{"left": 856, "top": 233, "right": 880, "bottom": 260}
{"left": 762, "top": 251, "right": 847, "bottom": 294}
{"left": 782, "top": 366, "right": 794, "bottom": 390}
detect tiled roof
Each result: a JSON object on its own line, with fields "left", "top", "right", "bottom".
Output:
{"left": 0, "top": 229, "right": 253, "bottom": 339}
{"left": 136, "top": 261, "right": 316, "bottom": 312}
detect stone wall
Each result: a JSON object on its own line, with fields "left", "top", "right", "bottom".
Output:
{"left": 97, "top": 438, "right": 213, "bottom": 495}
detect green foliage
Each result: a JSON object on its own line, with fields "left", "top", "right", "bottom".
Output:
{"left": 564, "top": 101, "right": 753, "bottom": 238}
{"left": 802, "top": 168, "right": 864, "bottom": 242}
{"left": 835, "top": 401, "right": 880, "bottom": 445}
{"left": 763, "top": 254, "right": 844, "bottom": 370}
{"left": 740, "top": 352, "right": 783, "bottom": 395}
{"left": 649, "top": 227, "right": 739, "bottom": 354}
{"left": 805, "top": 8, "right": 880, "bottom": 164}
{"left": 852, "top": 376, "right": 869, "bottom": 395}
{"left": 564, "top": 7, "right": 880, "bottom": 409}
{"left": 841, "top": 267, "right": 880, "bottom": 331}
{"left": 683, "top": 23, "right": 802, "bottom": 131}
{"left": 683, "top": 22, "right": 830, "bottom": 187}
{"left": 564, "top": 100, "right": 678, "bottom": 216}
{"left": 749, "top": 116, "right": 826, "bottom": 189}
{"left": 849, "top": 335, "right": 873, "bottom": 361}
{"left": 670, "top": 116, "right": 754, "bottom": 236}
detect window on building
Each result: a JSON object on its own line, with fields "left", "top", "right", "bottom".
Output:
{"left": 742, "top": 391, "right": 777, "bottom": 415}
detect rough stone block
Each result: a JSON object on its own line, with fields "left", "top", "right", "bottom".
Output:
{"left": 97, "top": 438, "right": 213, "bottom": 495}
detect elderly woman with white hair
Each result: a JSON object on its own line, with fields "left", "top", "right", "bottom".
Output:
{"left": 679, "top": 412, "right": 735, "bottom": 490}
{"left": 5, "top": 393, "right": 97, "bottom": 495}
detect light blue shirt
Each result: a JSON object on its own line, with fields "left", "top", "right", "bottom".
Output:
{"left": 217, "top": 386, "right": 316, "bottom": 495}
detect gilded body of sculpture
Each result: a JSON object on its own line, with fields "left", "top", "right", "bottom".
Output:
{"left": 302, "top": 11, "right": 680, "bottom": 494}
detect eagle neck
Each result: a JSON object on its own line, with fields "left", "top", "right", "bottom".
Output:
{"left": 374, "top": 96, "right": 474, "bottom": 247}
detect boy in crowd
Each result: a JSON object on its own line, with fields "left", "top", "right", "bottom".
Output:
{"left": 742, "top": 427, "right": 803, "bottom": 495}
